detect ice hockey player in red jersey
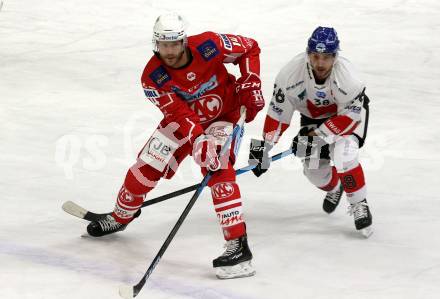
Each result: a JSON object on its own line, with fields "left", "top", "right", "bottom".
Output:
{"left": 249, "top": 26, "right": 373, "bottom": 237}
{"left": 86, "top": 13, "right": 264, "bottom": 278}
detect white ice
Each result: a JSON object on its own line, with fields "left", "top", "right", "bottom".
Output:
{"left": 1, "top": 0, "right": 440, "bottom": 298}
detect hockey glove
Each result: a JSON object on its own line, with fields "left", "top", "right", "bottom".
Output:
{"left": 248, "top": 138, "right": 273, "bottom": 177}
{"left": 292, "top": 127, "right": 330, "bottom": 159}
{"left": 192, "top": 134, "right": 221, "bottom": 172}
{"left": 236, "top": 73, "right": 265, "bottom": 122}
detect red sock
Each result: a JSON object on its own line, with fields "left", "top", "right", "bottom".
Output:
{"left": 212, "top": 181, "right": 246, "bottom": 240}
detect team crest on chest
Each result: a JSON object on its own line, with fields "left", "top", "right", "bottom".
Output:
{"left": 190, "top": 94, "right": 223, "bottom": 123}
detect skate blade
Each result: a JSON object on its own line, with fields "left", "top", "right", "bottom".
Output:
{"left": 360, "top": 226, "right": 373, "bottom": 238}
{"left": 215, "top": 260, "right": 256, "bottom": 279}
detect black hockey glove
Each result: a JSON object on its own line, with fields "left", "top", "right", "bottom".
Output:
{"left": 292, "top": 127, "right": 330, "bottom": 159}
{"left": 248, "top": 139, "right": 273, "bottom": 177}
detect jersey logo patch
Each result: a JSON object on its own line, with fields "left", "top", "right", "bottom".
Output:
{"left": 171, "top": 75, "right": 218, "bottom": 101}
{"left": 316, "top": 91, "right": 326, "bottom": 98}
{"left": 197, "top": 39, "right": 219, "bottom": 61}
{"left": 189, "top": 94, "right": 223, "bottom": 123}
{"left": 139, "top": 130, "right": 178, "bottom": 172}
{"left": 143, "top": 88, "right": 159, "bottom": 99}
{"left": 219, "top": 34, "right": 232, "bottom": 51}
{"left": 149, "top": 66, "right": 171, "bottom": 88}
{"left": 298, "top": 89, "right": 307, "bottom": 101}
{"left": 270, "top": 101, "right": 284, "bottom": 115}
{"left": 186, "top": 72, "right": 196, "bottom": 81}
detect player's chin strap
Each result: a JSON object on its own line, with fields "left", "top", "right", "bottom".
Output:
{"left": 118, "top": 106, "right": 247, "bottom": 299}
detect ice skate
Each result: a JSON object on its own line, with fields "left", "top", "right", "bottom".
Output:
{"left": 348, "top": 199, "right": 373, "bottom": 238}
{"left": 87, "top": 209, "right": 141, "bottom": 237}
{"left": 213, "top": 235, "right": 255, "bottom": 279}
{"left": 323, "top": 183, "right": 344, "bottom": 213}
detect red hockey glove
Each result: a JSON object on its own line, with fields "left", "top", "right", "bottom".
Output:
{"left": 236, "top": 73, "right": 265, "bottom": 122}
{"left": 192, "top": 135, "right": 221, "bottom": 172}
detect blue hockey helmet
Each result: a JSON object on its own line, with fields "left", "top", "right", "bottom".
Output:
{"left": 307, "top": 26, "right": 340, "bottom": 54}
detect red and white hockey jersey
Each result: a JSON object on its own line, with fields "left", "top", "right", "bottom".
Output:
{"left": 141, "top": 31, "right": 261, "bottom": 144}
{"left": 263, "top": 53, "right": 366, "bottom": 144}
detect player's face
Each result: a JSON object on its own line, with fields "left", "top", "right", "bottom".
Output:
{"left": 308, "top": 52, "right": 336, "bottom": 81}
{"left": 157, "top": 40, "right": 186, "bottom": 68}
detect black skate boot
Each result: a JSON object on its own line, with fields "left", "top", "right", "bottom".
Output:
{"left": 348, "top": 199, "right": 373, "bottom": 238}
{"left": 87, "top": 209, "right": 141, "bottom": 237}
{"left": 213, "top": 234, "right": 255, "bottom": 279}
{"left": 323, "top": 183, "right": 344, "bottom": 214}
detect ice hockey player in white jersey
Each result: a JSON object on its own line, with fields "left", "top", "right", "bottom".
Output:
{"left": 249, "top": 26, "right": 373, "bottom": 237}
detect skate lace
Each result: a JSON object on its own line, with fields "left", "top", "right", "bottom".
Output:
{"left": 325, "top": 189, "right": 342, "bottom": 204}
{"left": 348, "top": 201, "right": 368, "bottom": 221}
{"left": 222, "top": 239, "right": 240, "bottom": 256}
{"left": 98, "top": 215, "right": 122, "bottom": 232}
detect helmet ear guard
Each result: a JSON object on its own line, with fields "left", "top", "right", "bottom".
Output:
{"left": 152, "top": 13, "right": 188, "bottom": 52}
{"left": 307, "top": 26, "right": 340, "bottom": 54}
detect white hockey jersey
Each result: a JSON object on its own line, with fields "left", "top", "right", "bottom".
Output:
{"left": 263, "top": 53, "right": 367, "bottom": 144}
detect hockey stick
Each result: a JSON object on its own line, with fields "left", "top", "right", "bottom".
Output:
{"left": 62, "top": 148, "right": 293, "bottom": 222}
{"left": 118, "top": 107, "right": 247, "bottom": 298}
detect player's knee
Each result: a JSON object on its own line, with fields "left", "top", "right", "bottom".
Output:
{"left": 303, "top": 164, "right": 332, "bottom": 187}
{"left": 207, "top": 164, "right": 236, "bottom": 187}
{"left": 333, "top": 136, "right": 360, "bottom": 172}
{"left": 124, "top": 163, "right": 161, "bottom": 195}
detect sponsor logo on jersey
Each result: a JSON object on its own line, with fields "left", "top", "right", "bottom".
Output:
{"left": 143, "top": 88, "right": 160, "bottom": 99}
{"left": 325, "top": 119, "right": 342, "bottom": 134}
{"left": 270, "top": 101, "right": 284, "bottom": 115}
{"left": 286, "top": 81, "right": 304, "bottom": 90}
{"left": 219, "top": 34, "right": 232, "bottom": 51}
{"left": 197, "top": 39, "right": 219, "bottom": 61}
{"left": 149, "top": 66, "right": 171, "bottom": 88}
{"left": 298, "top": 89, "right": 307, "bottom": 101}
{"left": 212, "top": 182, "right": 235, "bottom": 199}
{"left": 186, "top": 72, "right": 196, "bottom": 81}
{"left": 189, "top": 94, "right": 223, "bottom": 123}
{"left": 146, "top": 137, "right": 173, "bottom": 163}
{"left": 139, "top": 130, "right": 178, "bottom": 172}
{"left": 143, "top": 87, "right": 161, "bottom": 106}
{"left": 316, "top": 91, "right": 326, "bottom": 98}
{"left": 347, "top": 105, "right": 361, "bottom": 114}
{"left": 172, "top": 75, "right": 218, "bottom": 101}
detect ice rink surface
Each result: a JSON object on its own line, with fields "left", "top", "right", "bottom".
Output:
{"left": 1, "top": 0, "right": 439, "bottom": 298}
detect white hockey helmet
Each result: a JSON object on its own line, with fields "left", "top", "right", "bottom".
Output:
{"left": 152, "top": 13, "right": 187, "bottom": 52}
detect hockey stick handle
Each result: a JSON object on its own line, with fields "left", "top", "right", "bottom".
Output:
{"left": 122, "top": 107, "right": 247, "bottom": 298}
{"left": 141, "top": 147, "right": 293, "bottom": 207}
